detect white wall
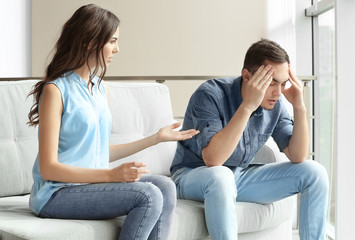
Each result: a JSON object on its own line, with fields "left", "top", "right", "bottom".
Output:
{"left": 335, "top": 0, "right": 355, "bottom": 238}
{"left": 31, "top": 0, "right": 267, "bottom": 77}
{"left": 0, "top": 0, "right": 31, "bottom": 77}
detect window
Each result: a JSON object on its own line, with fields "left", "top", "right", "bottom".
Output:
{"left": 317, "top": 8, "right": 336, "bottom": 236}
{"left": 306, "top": 0, "right": 335, "bottom": 238}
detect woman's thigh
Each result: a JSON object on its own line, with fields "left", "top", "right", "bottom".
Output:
{"left": 39, "top": 182, "right": 163, "bottom": 219}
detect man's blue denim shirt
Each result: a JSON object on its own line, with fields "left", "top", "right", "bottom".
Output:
{"left": 170, "top": 76, "right": 293, "bottom": 174}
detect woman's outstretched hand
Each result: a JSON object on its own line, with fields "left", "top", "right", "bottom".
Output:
{"left": 157, "top": 123, "right": 199, "bottom": 142}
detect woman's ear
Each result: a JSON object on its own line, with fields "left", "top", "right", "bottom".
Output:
{"left": 242, "top": 69, "right": 251, "bottom": 81}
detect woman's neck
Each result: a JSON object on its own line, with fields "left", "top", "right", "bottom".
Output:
{"left": 74, "top": 66, "right": 91, "bottom": 84}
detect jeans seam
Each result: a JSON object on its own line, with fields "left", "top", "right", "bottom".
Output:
{"left": 134, "top": 189, "right": 153, "bottom": 240}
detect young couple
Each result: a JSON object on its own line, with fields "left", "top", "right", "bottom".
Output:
{"left": 29, "top": 4, "right": 328, "bottom": 240}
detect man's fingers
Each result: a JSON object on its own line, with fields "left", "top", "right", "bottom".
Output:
{"left": 259, "top": 68, "right": 274, "bottom": 87}
{"left": 288, "top": 65, "right": 302, "bottom": 88}
{"left": 251, "top": 65, "right": 273, "bottom": 86}
{"left": 252, "top": 65, "right": 266, "bottom": 78}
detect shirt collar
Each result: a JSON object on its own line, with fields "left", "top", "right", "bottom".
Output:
{"left": 234, "top": 76, "right": 244, "bottom": 107}
{"left": 67, "top": 71, "right": 98, "bottom": 86}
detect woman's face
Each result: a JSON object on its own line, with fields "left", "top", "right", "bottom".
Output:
{"left": 102, "top": 27, "right": 120, "bottom": 66}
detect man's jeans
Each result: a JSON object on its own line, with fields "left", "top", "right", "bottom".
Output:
{"left": 172, "top": 160, "right": 329, "bottom": 240}
{"left": 39, "top": 175, "right": 176, "bottom": 240}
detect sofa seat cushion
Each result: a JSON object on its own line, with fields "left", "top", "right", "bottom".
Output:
{"left": 1, "top": 194, "right": 294, "bottom": 240}
{"left": 169, "top": 197, "right": 295, "bottom": 239}
{"left": 0, "top": 195, "right": 121, "bottom": 240}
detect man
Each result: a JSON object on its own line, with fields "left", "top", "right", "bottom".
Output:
{"left": 170, "top": 39, "right": 329, "bottom": 240}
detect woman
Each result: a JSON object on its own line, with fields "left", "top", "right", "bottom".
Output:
{"left": 27, "top": 4, "right": 199, "bottom": 240}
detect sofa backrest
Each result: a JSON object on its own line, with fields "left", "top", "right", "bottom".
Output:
{"left": 0, "top": 79, "right": 285, "bottom": 198}
{"left": 107, "top": 82, "right": 177, "bottom": 176}
{"left": 0, "top": 80, "right": 39, "bottom": 197}
{"left": 0, "top": 80, "right": 177, "bottom": 198}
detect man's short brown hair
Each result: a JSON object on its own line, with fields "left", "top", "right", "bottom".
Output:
{"left": 242, "top": 39, "right": 290, "bottom": 74}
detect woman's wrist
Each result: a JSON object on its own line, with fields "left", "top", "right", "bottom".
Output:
{"left": 153, "top": 132, "right": 162, "bottom": 145}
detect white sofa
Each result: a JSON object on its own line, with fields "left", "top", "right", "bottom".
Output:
{"left": 0, "top": 79, "right": 295, "bottom": 240}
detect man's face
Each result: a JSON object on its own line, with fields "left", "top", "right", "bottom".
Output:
{"left": 260, "top": 60, "right": 289, "bottom": 110}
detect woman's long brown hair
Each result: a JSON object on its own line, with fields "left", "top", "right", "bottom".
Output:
{"left": 27, "top": 4, "right": 120, "bottom": 126}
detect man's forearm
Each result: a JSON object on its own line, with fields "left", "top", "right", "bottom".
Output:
{"left": 285, "top": 106, "right": 309, "bottom": 163}
{"left": 202, "top": 103, "right": 252, "bottom": 167}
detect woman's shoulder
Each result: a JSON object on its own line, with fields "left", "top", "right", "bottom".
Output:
{"left": 49, "top": 72, "right": 78, "bottom": 91}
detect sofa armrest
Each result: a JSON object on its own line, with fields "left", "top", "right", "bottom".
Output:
{"left": 251, "top": 138, "right": 290, "bottom": 164}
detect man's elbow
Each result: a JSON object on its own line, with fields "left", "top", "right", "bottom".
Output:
{"left": 290, "top": 156, "right": 307, "bottom": 164}
{"left": 202, "top": 154, "right": 224, "bottom": 167}
{"left": 205, "top": 161, "right": 223, "bottom": 167}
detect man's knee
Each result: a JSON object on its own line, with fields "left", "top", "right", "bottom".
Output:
{"left": 203, "top": 166, "right": 236, "bottom": 194}
{"left": 299, "top": 160, "right": 329, "bottom": 191}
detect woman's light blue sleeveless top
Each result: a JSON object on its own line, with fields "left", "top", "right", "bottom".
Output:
{"left": 29, "top": 72, "right": 112, "bottom": 215}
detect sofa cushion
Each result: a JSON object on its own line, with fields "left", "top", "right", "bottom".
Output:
{"left": 0, "top": 194, "right": 294, "bottom": 240}
{"left": 107, "top": 82, "right": 177, "bottom": 176}
{"left": 106, "top": 82, "right": 283, "bottom": 176}
{"left": 0, "top": 80, "right": 283, "bottom": 198}
{"left": 0, "top": 195, "right": 120, "bottom": 240}
{"left": 0, "top": 80, "right": 295, "bottom": 240}
{"left": 169, "top": 197, "right": 295, "bottom": 239}
{"left": 0, "top": 80, "right": 39, "bottom": 197}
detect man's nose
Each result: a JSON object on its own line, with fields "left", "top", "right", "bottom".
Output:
{"left": 273, "top": 86, "right": 282, "bottom": 96}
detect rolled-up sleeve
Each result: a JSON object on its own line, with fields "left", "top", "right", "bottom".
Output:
{"left": 190, "top": 90, "right": 223, "bottom": 156}
{"left": 272, "top": 102, "right": 294, "bottom": 152}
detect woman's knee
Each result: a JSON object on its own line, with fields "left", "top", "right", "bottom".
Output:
{"left": 134, "top": 182, "right": 164, "bottom": 214}
{"left": 140, "top": 175, "right": 176, "bottom": 211}
{"left": 140, "top": 175, "right": 176, "bottom": 199}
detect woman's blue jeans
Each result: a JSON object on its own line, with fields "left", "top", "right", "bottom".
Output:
{"left": 172, "top": 160, "right": 329, "bottom": 240}
{"left": 39, "top": 175, "right": 176, "bottom": 240}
